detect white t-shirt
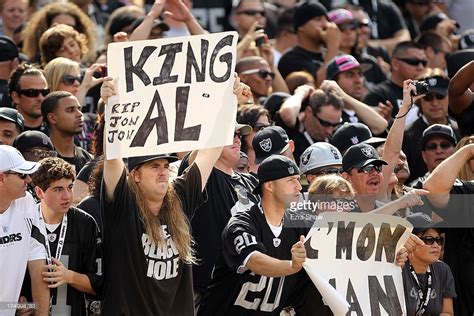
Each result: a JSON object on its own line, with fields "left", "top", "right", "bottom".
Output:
{"left": 0, "top": 193, "right": 46, "bottom": 316}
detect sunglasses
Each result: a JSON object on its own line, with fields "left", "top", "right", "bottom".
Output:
{"left": 253, "top": 123, "right": 270, "bottom": 132}
{"left": 236, "top": 9, "right": 266, "bottom": 17}
{"left": 339, "top": 22, "right": 358, "bottom": 31}
{"left": 241, "top": 69, "right": 275, "bottom": 79}
{"left": 234, "top": 132, "right": 242, "bottom": 140}
{"left": 420, "top": 236, "right": 444, "bottom": 246}
{"left": 357, "top": 164, "right": 383, "bottom": 174}
{"left": 4, "top": 171, "right": 28, "bottom": 179}
{"left": 423, "top": 93, "right": 446, "bottom": 101}
{"left": 395, "top": 57, "right": 428, "bottom": 67}
{"left": 424, "top": 142, "right": 453, "bottom": 151}
{"left": 313, "top": 167, "right": 343, "bottom": 176}
{"left": 18, "top": 88, "right": 50, "bottom": 98}
{"left": 25, "top": 148, "right": 57, "bottom": 159}
{"left": 62, "top": 75, "right": 82, "bottom": 86}
{"left": 314, "top": 115, "right": 342, "bottom": 128}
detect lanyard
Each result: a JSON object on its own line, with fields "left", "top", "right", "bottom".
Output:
{"left": 409, "top": 264, "right": 432, "bottom": 315}
{"left": 40, "top": 206, "right": 68, "bottom": 265}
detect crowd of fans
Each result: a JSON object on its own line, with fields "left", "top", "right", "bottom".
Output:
{"left": 1, "top": 0, "right": 474, "bottom": 315}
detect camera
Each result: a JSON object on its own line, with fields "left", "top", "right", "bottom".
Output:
{"left": 412, "top": 80, "right": 429, "bottom": 96}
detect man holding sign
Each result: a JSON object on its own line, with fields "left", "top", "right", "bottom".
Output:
{"left": 99, "top": 58, "right": 240, "bottom": 315}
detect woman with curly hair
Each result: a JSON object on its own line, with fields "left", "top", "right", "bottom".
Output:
{"left": 22, "top": 1, "right": 96, "bottom": 64}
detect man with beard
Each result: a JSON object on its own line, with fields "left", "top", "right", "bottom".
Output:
{"left": 8, "top": 64, "right": 49, "bottom": 134}
{"left": 41, "top": 91, "right": 92, "bottom": 173}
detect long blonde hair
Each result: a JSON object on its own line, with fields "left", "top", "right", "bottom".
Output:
{"left": 127, "top": 171, "right": 195, "bottom": 264}
{"left": 455, "top": 136, "right": 474, "bottom": 181}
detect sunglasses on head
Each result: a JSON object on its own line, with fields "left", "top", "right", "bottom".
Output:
{"left": 395, "top": 57, "right": 428, "bottom": 67}
{"left": 236, "top": 9, "right": 266, "bottom": 17}
{"left": 241, "top": 69, "right": 275, "bottom": 79}
{"left": 18, "top": 88, "right": 50, "bottom": 98}
{"left": 4, "top": 171, "right": 28, "bottom": 179}
{"left": 314, "top": 115, "right": 342, "bottom": 128}
{"left": 420, "top": 236, "right": 444, "bottom": 246}
{"left": 313, "top": 167, "right": 343, "bottom": 176}
{"left": 62, "top": 74, "right": 82, "bottom": 86}
{"left": 423, "top": 93, "right": 446, "bottom": 101}
{"left": 25, "top": 148, "right": 57, "bottom": 159}
{"left": 357, "top": 164, "right": 383, "bottom": 174}
{"left": 424, "top": 142, "right": 453, "bottom": 151}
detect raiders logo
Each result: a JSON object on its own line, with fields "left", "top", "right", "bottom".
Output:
{"left": 48, "top": 233, "right": 57, "bottom": 243}
{"left": 361, "top": 147, "right": 374, "bottom": 157}
{"left": 259, "top": 138, "right": 272, "bottom": 152}
{"left": 273, "top": 238, "right": 281, "bottom": 247}
{"left": 288, "top": 166, "right": 295, "bottom": 174}
{"left": 428, "top": 78, "right": 437, "bottom": 87}
{"left": 301, "top": 150, "right": 312, "bottom": 165}
{"left": 330, "top": 147, "right": 340, "bottom": 159}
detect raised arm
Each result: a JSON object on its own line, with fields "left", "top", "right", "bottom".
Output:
{"left": 278, "top": 85, "right": 314, "bottom": 128}
{"left": 100, "top": 78, "right": 124, "bottom": 201}
{"left": 163, "top": 0, "right": 206, "bottom": 35}
{"left": 423, "top": 144, "right": 474, "bottom": 208}
{"left": 129, "top": 0, "right": 165, "bottom": 41}
{"left": 448, "top": 60, "right": 474, "bottom": 115}
{"left": 258, "top": 35, "right": 289, "bottom": 94}
{"left": 28, "top": 259, "right": 49, "bottom": 316}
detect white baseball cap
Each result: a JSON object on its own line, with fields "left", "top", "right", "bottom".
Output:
{"left": 0, "top": 145, "right": 40, "bottom": 174}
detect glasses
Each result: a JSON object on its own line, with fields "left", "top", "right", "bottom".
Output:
{"left": 25, "top": 148, "right": 57, "bottom": 159}
{"left": 423, "top": 93, "right": 446, "bottom": 101}
{"left": 420, "top": 236, "right": 444, "bottom": 246}
{"left": 62, "top": 75, "right": 82, "bottom": 86}
{"left": 241, "top": 69, "right": 275, "bottom": 79}
{"left": 4, "top": 172, "right": 28, "bottom": 179}
{"left": 236, "top": 9, "right": 266, "bottom": 17}
{"left": 314, "top": 115, "right": 342, "bottom": 128}
{"left": 357, "top": 164, "right": 383, "bottom": 174}
{"left": 339, "top": 22, "right": 358, "bottom": 31}
{"left": 17, "top": 88, "right": 50, "bottom": 98}
{"left": 424, "top": 142, "right": 453, "bottom": 151}
{"left": 313, "top": 167, "right": 343, "bottom": 176}
{"left": 395, "top": 57, "right": 428, "bottom": 67}
{"left": 234, "top": 132, "right": 242, "bottom": 140}
{"left": 253, "top": 123, "right": 270, "bottom": 131}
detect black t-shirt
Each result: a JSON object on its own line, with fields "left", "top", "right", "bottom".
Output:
{"left": 426, "top": 180, "right": 474, "bottom": 314}
{"left": 403, "top": 116, "right": 461, "bottom": 184}
{"left": 278, "top": 46, "right": 324, "bottom": 80}
{"left": 449, "top": 101, "right": 474, "bottom": 137}
{"left": 59, "top": 146, "right": 93, "bottom": 174}
{"left": 45, "top": 207, "right": 102, "bottom": 316}
{"left": 100, "top": 163, "right": 203, "bottom": 316}
{"left": 402, "top": 261, "right": 456, "bottom": 315}
{"left": 198, "top": 204, "right": 331, "bottom": 315}
{"left": 24, "top": 122, "right": 49, "bottom": 135}
{"left": 364, "top": 80, "right": 403, "bottom": 117}
{"left": 77, "top": 196, "right": 101, "bottom": 230}
{"left": 191, "top": 167, "right": 259, "bottom": 293}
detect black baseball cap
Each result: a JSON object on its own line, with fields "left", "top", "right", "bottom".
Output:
{"left": 294, "top": 1, "right": 328, "bottom": 31}
{"left": 331, "top": 123, "right": 385, "bottom": 154}
{"left": 342, "top": 143, "right": 387, "bottom": 172}
{"left": 446, "top": 49, "right": 474, "bottom": 79}
{"left": 420, "top": 12, "right": 459, "bottom": 33}
{"left": 326, "top": 54, "right": 371, "bottom": 80}
{"left": 420, "top": 124, "right": 457, "bottom": 149}
{"left": 406, "top": 212, "right": 445, "bottom": 234}
{"left": 424, "top": 75, "right": 449, "bottom": 96}
{"left": 127, "top": 154, "right": 179, "bottom": 171}
{"left": 0, "top": 108, "right": 24, "bottom": 132}
{"left": 253, "top": 126, "right": 290, "bottom": 164}
{"left": 0, "top": 36, "right": 19, "bottom": 62}
{"left": 13, "top": 131, "right": 54, "bottom": 152}
{"left": 253, "top": 155, "right": 300, "bottom": 195}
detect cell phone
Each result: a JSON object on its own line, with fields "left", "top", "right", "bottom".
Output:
{"left": 255, "top": 26, "right": 265, "bottom": 47}
{"left": 100, "top": 66, "right": 108, "bottom": 77}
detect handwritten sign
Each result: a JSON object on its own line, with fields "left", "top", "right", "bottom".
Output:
{"left": 105, "top": 31, "right": 238, "bottom": 159}
{"left": 303, "top": 213, "right": 412, "bottom": 315}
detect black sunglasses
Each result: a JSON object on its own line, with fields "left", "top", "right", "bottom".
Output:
{"left": 234, "top": 132, "right": 242, "bottom": 140}
{"left": 314, "top": 115, "right": 342, "bottom": 128}
{"left": 313, "top": 167, "right": 343, "bottom": 176}
{"left": 25, "top": 148, "right": 57, "bottom": 159}
{"left": 17, "top": 88, "right": 50, "bottom": 98}
{"left": 423, "top": 93, "right": 446, "bottom": 101}
{"left": 237, "top": 9, "right": 266, "bottom": 17}
{"left": 4, "top": 171, "right": 28, "bottom": 179}
{"left": 395, "top": 57, "right": 428, "bottom": 67}
{"left": 242, "top": 69, "right": 275, "bottom": 79}
{"left": 62, "top": 75, "right": 82, "bottom": 86}
{"left": 357, "top": 164, "right": 383, "bottom": 174}
{"left": 424, "top": 142, "right": 453, "bottom": 151}
{"left": 420, "top": 236, "right": 444, "bottom": 246}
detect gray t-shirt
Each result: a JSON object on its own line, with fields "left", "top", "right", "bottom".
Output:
{"left": 402, "top": 261, "right": 456, "bottom": 315}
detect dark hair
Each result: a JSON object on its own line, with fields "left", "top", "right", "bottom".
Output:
{"left": 237, "top": 104, "right": 271, "bottom": 154}
{"left": 8, "top": 63, "right": 44, "bottom": 95}
{"left": 276, "top": 8, "right": 295, "bottom": 37}
{"left": 392, "top": 41, "right": 424, "bottom": 57}
{"left": 41, "top": 90, "right": 73, "bottom": 126}
{"left": 88, "top": 155, "right": 104, "bottom": 199}
{"left": 416, "top": 31, "right": 450, "bottom": 52}
{"left": 32, "top": 157, "right": 76, "bottom": 191}
{"left": 309, "top": 89, "right": 344, "bottom": 113}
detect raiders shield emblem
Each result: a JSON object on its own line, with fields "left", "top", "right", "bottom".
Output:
{"left": 361, "top": 147, "right": 373, "bottom": 158}
{"left": 273, "top": 238, "right": 281, "bottom": 247}
{"left": 259, "top": 138, "right": 272, "bottom": 152}
{"left": 48, "top": 233, "right": 57, "bottom": 243}
{"left": 428, "top": 78, "right": 437, "bottom": 87}
{"left": 330, "top": 147, "right": 340, "bottom": 159}
{"left": 301, "top": 150, "right": 312, "bottom": 165}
